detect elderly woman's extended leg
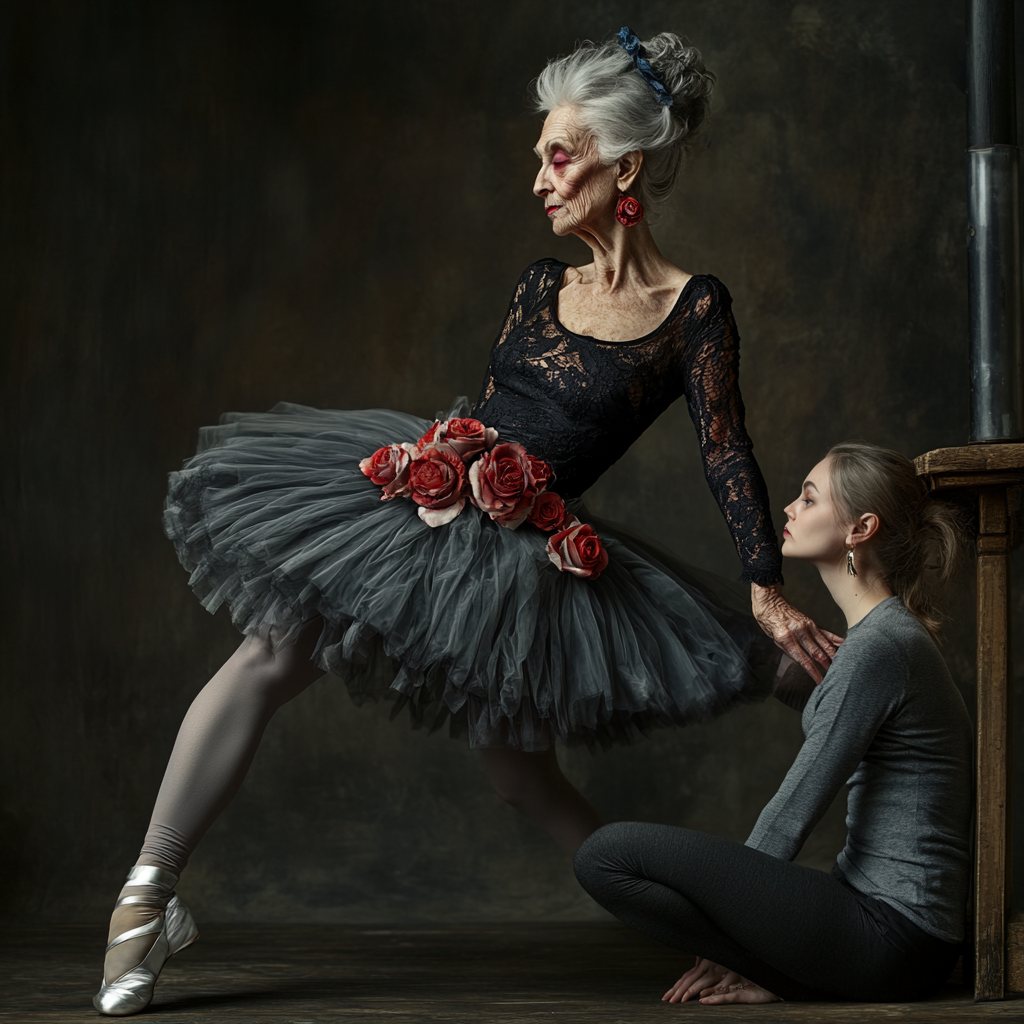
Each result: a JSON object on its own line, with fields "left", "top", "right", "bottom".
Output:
{"left": 99, "top": 624, "right": 325, "bottom": 997}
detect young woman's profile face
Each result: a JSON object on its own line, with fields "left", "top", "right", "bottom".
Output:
{"left": 532, "top": 105, "right": 618, "bottom": 235}
{"left": 781, "top": 457, "right": 849, "bottom": 566}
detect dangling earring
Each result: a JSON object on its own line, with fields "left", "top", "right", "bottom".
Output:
{"left": 846, "top": 547, "right": 858, "bottom": 577}
{"left": 615, "top": 192, "right": 644, "bottom": 227}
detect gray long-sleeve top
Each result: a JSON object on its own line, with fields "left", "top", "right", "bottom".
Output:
{"left": 745, "top": 598, "right": 972, "bottom": 943}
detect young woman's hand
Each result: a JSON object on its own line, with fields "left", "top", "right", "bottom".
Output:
{"left": 751, "top": 583, "right": 843, "bottom": 684}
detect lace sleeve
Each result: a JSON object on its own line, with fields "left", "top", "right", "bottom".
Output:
{"left": 474, "top": 262, "right": 551, "bottom": 407}
{"left": 681, "top": 280, "right": 784, "bottom": 586}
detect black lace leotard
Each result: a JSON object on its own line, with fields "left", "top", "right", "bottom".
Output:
{"left": 473, "top": 259, "right": 782, "bottom": 585}
{"left": 164, "top": 259, "right": 785, "bottom": 749}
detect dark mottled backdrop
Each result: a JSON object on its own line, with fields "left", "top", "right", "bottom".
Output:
{"left": 2, "top": 0, "right": 1021, "bottom": 925}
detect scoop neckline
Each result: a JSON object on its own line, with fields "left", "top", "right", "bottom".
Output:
{"left": 548, "top": 261, "right": 699, "bottom": 346}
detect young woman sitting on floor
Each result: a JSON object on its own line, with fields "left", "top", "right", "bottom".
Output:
{"left": 573, "top": 440, "right": 973, "bottom": 1004}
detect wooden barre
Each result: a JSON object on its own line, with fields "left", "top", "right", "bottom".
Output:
{"left": 915, "top": 444, "right": 1022, "bottom": 1001}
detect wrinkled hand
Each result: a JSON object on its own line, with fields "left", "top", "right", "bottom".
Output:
{"left": 663, "top": 957, "right": 781, "bottom": 1005}
{"left": 751, "top": 584, "right": 843, "bottom": 684}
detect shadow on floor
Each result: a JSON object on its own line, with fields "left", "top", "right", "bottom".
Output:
{"left": 2, "top": 922, "right": 1020, "bottom": 1022}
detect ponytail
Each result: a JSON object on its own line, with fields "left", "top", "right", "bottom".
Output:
{"left": 826, "top": 441, "right": 965, "bottom": 641}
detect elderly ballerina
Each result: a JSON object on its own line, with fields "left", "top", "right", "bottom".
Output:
{"left": 94, "top": 28, "right": 838, "bottom": 1015}
{"left": 574, "top": 442, "right": 972, "bottom": 1004}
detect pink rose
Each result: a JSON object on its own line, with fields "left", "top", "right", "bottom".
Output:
{"left": 408, "top": 443, "right": 468, "bottom": 527}
{"left": 546, "top": 520, "right": 609, "bottom": 579}
{"left": 417, "top": 417, "right": 499, "bottom": 460}
{"left": 526, "top": 491, "right": 569, "bottom": 533}
{"left": 444, "top": 417, "right": 499, "bottom": 459}
{"left": 469, "top": 441, "right": 543, "bottom": 529}
{"left": 359, "top": 443, "right": 413, "bottom": 499}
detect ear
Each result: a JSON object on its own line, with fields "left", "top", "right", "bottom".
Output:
{"left": 846, "top": 513, "right": 880, "bottom": 548}
{"left": 616, "top": 150, "right": 644, "bottom": 193}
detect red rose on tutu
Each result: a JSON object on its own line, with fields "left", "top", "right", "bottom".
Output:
{"left": 417, "top": 417, "right": 499, "bottom": 460}
{"left": 361, "top": 425, "right": 603, "bottom": 576}
{"left": 526, "top": 491, "right": 568, "bottom": 532}
{"left": 408, "top": 444, "right": 468, "bottom": 527}
{"left": 527, "top": 454, "right": 554, "bottom": 492}
{"left": 444, "top": 417, "right": 499, "bottom": 459}
{"left": 469, "top": 441, "right": 545, "bottom": 529}
{"left": 359, "top": 443, "right": 413, "bottom": 499}
{"left": 416, "top": 420, "right": 444, "bottom": 449}
{"left": 546, "top": 520, "right": 609, "bottom": 579}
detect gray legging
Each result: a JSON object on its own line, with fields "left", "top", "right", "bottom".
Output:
{"left": 573, "top": 822, "right": 961, "bottom": 1002}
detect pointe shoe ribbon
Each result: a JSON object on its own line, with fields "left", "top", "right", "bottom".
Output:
{"left": 93, "top": 867, "right": 199, "bottom": 1016}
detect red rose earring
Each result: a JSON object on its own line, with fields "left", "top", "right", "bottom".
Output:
{"left": 615, "top": 193, "right": 644, "bottom": 227}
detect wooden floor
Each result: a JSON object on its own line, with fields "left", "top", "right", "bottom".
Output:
{"left": 2, "top": 923, "right": 1021, "bottom": 1022}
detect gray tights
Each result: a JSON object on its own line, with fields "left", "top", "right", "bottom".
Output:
{"left": 105, "top": 625, "right": 601, "bottom": 983}
{"left": 104, "top": 627, "right": 323, "bottom": 984}
{"left": 138, "top": 627, "right": 325, "bottom": 874}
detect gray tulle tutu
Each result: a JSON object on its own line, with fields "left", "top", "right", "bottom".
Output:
{"left": 163, "top": 402, "right": 781, "bottom": 750}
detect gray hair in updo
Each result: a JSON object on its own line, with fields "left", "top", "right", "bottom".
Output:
{"left": 533, "top": 32, "right": 715, "bottom": 213}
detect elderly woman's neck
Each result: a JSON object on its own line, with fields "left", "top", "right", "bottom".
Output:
{"left": 575, "top": 221, "right": 679, "bottom": 290}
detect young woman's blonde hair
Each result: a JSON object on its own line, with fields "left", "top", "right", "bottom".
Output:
{"left": 826, "top": 441, "right": 966, "bottom": 641}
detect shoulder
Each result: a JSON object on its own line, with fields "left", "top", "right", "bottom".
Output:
{"left": 810, "top": 608, "right": 909, "bottom": 712}
{"left": 832, "top": 616, "right": 910, "bottom": 680}
{"left": 678, "top": 275, "right": 738, "bottom": 362}
{"left": 683, "top": 274, "right": 734, "bottom": 316}
{"left": 862, "top": 600, "right": 939, "bottom": 670}
{"left": 827, "top": 600, "right": 970, "bottom": 735}
{"left": 516, "top": 258, "right": 566, "bottom": 291}
{"left": 867, "top": 601, "right": 962, "bottom": 704}
{"left": 679, "top": 276, "right": 737, "bottom": 349}
{"left": 503, "top": 258, "right": 566, "bottom": 317}
{"left": 816, "top": 600, "right": 935, "bottom": 703}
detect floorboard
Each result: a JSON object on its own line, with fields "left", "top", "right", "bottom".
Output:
{"left": 1, "top": 923, "right": 1021, "bottom": 1022}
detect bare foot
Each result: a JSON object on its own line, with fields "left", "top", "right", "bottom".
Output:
{"left": 700, "top": 975, "right": 781, "bottom": 1005}
{"left": 663, "top": 957, "right": 781, "bottom": 1005}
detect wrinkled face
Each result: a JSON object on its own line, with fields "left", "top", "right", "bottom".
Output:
{"left": 781, "top": 457, "right": 849, "bottom": 566}
{"left": 532, "top": 105, "right": 619, "bottom": 235}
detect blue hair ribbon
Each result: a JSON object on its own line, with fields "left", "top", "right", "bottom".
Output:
{"left": 617, "top": 26, "right": 673, "bottom": 107}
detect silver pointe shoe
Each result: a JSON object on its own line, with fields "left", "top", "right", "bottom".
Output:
{"left": 93, "top": 865, "right": 199, "bottom": 1016}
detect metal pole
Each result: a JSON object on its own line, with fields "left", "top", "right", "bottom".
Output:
{"left": 967, "top": 0, "right": 1023, "bottom": 443}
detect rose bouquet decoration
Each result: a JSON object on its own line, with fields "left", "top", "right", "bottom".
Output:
{"left": 359, "top": 417, "right": 608, "bottom": 580}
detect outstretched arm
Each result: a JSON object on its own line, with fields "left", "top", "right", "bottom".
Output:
{"left": 682, "top": 283, "right": 841, "bottom": 680}
{"left": 681, "top": 285, "right": 781, "bottom": 587}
